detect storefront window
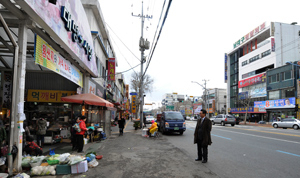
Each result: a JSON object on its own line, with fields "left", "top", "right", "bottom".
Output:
{"left": 282, "top": 88, "right": 295, "bottom": 98}
{"left": 268, "top": 90, "right": 280, "bottom": 100}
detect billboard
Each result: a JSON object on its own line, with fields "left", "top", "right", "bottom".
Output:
{"left": 34, "top": 35, "right": 83, "bottom": 87}
{"left": 17, "top": 0, "right": 98, "bottom": 76}
{"left": 254, "top": 97, "right": 296, "bottom": 109}
{"left": 238, "top": 73, "right": 266, "bottom": 88}
{"left": 27, "top": 89, "right": 76, "bottom": 103}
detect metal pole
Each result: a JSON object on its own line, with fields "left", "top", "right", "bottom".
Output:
{"left": 0, "top": 13, "right": 19, "bottom": 176}
{"left": 139, "top": 1, "right": 144, "bottom": 128}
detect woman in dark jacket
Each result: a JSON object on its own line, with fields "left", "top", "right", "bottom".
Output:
{"left": 118, "top": 117, "right": 125, "bottom": 136}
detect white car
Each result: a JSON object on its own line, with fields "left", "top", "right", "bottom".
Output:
{"left": 272, "top": 118, "right": 300, "bottom": 130}
{"left": 186, "top": 116, "right": 191, "bottom": 120}
{"left": 145, "top": 116, "right": 155, "bottom": 124}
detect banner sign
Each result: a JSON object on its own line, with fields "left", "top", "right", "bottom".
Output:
{"left": 108, "top": 58, "right": 115, "bottom": 81}
{"left": 131, "top": 95, "right": 137, "bottom": 114}
{"left": 230, "top": 107, "right": 254, "bottom": 113}
{"left": 238, "top": 73, "right": 266, "bottom": 88}
{"left": 233, "top": 22, "right": 266, "bottom": 49}
{"left": 254, "top": 97, "right": 296, "bottom": 109}
{"left": 271, "top": 38, "right": 275, "bottom": 52}
{"left": 27, "top": 89, "right": 76, "bottom": 103}
{"left": 250, "top": 87, "right": 267, "bottom": 98}
{"left": 3, "top": 72, "right": 12, "bottom": 108}
{"left": 193, "top": 103, "right": 202, "bottom": 115}
{"left": 34, "top": 35, "right": 83, "bottom": 87}
{"left": 225, "top": 53, "right": 228, "bottom": 83}
{"left": 17, "top": 0, "right": 98, "bottom": 76}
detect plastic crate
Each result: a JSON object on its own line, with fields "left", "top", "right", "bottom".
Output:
{"left": 56, "top": 164, "right": 71, "bottom": 175}
{"left": 47, "top": 159, "right": 59, "bottom": 165}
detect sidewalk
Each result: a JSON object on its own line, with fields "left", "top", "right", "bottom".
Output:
{"left": 33, "top": 120, "right": 218, "bottom": 178}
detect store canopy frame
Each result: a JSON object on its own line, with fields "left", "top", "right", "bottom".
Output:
{"left": 61, "top": 93, "right": 114, "bottom": 109}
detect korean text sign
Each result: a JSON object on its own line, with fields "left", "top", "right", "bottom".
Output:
{"left": 254, "top": 97, "right": 296, "bottom": 109}
{"left": 27, "top": 89, "right": 76, "bottom": 103}
{"left": 34, "top": 35, "right": 83, "bottom": 87}
{"left": 108, "top": 58, "right": 115, "bottom": 81}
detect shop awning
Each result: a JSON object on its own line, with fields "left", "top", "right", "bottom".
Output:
{"left": 61, "top": 93, "right": 114, "bottom": 108}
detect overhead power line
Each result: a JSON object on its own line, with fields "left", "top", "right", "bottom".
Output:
{"left": 143, "top": 0, "right": 172, "bottom": 77}
{"left": 106, "top": 22, "right": 141, "bottom": 62}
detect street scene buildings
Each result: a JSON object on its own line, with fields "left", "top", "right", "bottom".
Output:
{"left": 0, "top": 1, "right": 300, "bottom": 178}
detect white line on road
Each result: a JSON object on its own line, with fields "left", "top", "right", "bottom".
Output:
{"left": 211, "top": 134, "right": 231, "bottom": 140}
{"left": 215, "top": 128, "right": 300, "bottom": 145}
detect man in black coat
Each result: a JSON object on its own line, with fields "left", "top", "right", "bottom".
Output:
{"left": 118, "top": 116, "right": 126, "bottom": 136}
{"left": 194, "top": 109, "right": 212, "bottom": 163}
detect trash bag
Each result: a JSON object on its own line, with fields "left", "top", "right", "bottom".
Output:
{"left": 58, "top": 153, "right": 70, "bottom": 165}
{"left": 88, "top": 159, "right": 98, "bottom": 168}
{"left": 68, "top": 156, "right": 84, "bottom": 165}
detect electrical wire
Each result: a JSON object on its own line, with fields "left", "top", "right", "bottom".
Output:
{"left": 109, "top": 30, "right": 139, "bottom": 76}
{"left": 106, "top": 22, "right": 141, "bottom": 62}
{"left": 143, "top": 0, "right": 172, "bottom": 77}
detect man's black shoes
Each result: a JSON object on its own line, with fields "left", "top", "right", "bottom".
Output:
{"left": 195, "top": 158, "right": 202, "bottom": 161}
{"left": 202, "top": 160, "right": 207, "bottom": 163}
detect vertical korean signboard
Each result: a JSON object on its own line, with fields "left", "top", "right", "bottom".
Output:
{"left": 108, "top": 58, "right": 115, "bottom": 81}
{"left": 225, "top": 53, "right": 228, "bottom": 83}
{"left": 131, "top": 95, "right": 137, "bottom": 114}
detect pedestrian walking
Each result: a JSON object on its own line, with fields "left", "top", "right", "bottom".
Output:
{"left": 118, "top": 116, "right": 126, "bottom": 136}
{"left": 194, "top": 109, "right": 212, "bottom": 163}
{"left": 76, "top": 116, "right": 88, "bottom": 153}
{"left": 36, "top": 118, "right": 47, "bottom": 148}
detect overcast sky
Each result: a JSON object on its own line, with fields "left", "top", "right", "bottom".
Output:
{"left": 99, "top": 0, "right": 300, "bottom": 109}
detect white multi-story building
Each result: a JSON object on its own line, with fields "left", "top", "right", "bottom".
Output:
{"left": 225, "top": 22, "right": 300, "bottom": 121}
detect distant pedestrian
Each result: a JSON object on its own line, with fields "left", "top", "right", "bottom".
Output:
{"left": 36, "top": 118, "right": 47, "bottom": 148}
{"left": 118, "top": 116, "right": 126, "bottom": 136}
{"left": 143, "top": 115, "right": 147, "bottom": 128}
{"left": 194, "top": 109, "right": 212, "bottom": 163}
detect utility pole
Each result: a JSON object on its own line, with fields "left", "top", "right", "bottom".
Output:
{"left": 132, "top": 1, "right": 151, "bottom": 128}
{"left": 191, "top": 80, "right": 209, "bottom": 114}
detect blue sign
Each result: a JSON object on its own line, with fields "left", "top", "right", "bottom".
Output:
{"left": 231, "top": 107, "right": 254, "bottom": 113}
{"left": 130, "top": 92, "right": 137, "bottom": 95}
{"left": 254, "top": 97, "right": 295, "bottom": 109}
{"left": 180, "top": 110, "right": 185, "bottom": 115}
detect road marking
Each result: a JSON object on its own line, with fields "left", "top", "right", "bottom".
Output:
{"left": 276, "top": 150, "right": 300, "bottom": 158}
{"left": 225, "top": 126, "right": 300, "bottom": 138}
{"left": 211, "top": 134, "right": 231, "bottom": 140}
{"left": 215, "top": 128, "right": 300, "bottom": 145}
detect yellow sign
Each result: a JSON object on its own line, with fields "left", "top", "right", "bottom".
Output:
{"left": 131, "top": 95, "right": 137, "bottom": 113}
{"left": 27, "top": 89, "right": 76, "bottom": 103}
{"left": 35, "top": 35, "right": 83, "bottom": 87}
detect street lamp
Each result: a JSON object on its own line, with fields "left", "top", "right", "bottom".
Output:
{"left": 191, "top": 80, "right": 209, "bottom": 113}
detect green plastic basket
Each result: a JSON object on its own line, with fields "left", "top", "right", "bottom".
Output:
{"left": 47, "top": 159, "right": 59, "bottom": 165}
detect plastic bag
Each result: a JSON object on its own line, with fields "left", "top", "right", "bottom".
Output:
{"left": 88, "top": 159, "right": 98, "bottom": 168}
{"left": 21, "top": 157, "right": 31, "bottom": 167}
{"left": 31, "top": 165, "right": 56, "bottom": 176}
{"left": 0, "top": 156, "right": 6, "bottom": 166}
{"left": 30, "top": 156, "right": 45, "bottom": 168}
{"left": 86, "top": 153, "right": 95, "bottom": 162}
{"left": 68, "top": 156, "right": 85, "bottom": 165}
{"left": 59, "top": 153, "right": 70, "bottom": 164}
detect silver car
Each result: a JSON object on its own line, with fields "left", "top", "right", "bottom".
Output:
{"left": 213, "top": 114, "right": 236, "bottom": 126}
{"left": 272, "top": 119, "right": 300, "bottom": 130}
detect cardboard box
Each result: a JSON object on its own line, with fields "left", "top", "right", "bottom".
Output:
{"left": 71, "top": 160, "right": 88, "bottom": 174}
{"left": 44, "top": 137, "right": 52, "bottom": 144}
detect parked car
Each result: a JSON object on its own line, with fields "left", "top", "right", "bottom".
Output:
{"left": 272, "top": 119, "right": 300, "bottom": 130}
{"left": 258, "top": 121, "right": 266, "bottom": 124}
{"left": 159, "top": 111, "right": 186, "bottom": 135}
{"left": 213, "top": 114, "right": 236, "bottom": 126}
{"left": 210, "top": 116, "right": 216, "bottom": 123}
{"left": 145, "top": 116, "right": 155, "bottom": 124}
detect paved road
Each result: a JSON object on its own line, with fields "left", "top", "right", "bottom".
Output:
{"left": 166, "top": 120, "right": 300, "bottom": 178}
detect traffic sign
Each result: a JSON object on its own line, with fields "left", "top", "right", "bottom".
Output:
{"left": 130, "top": 92, "right": 137, "bottom": 95}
